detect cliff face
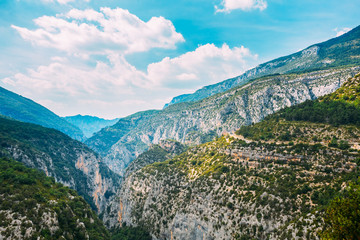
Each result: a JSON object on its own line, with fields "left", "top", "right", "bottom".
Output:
{"left": 103, "top": 74, "right": 360, "bottom": 239}
{"left": 88, "top": 66, "right": 360, "bottom": 175}
{"left": 105, "top": 133, "right": 359, "bottom": 239}
{"left": 0, "top": 117, "right": 120, "bottom": 213}
{"left": 0, "top": 157, "right": 110, "bottom": 240}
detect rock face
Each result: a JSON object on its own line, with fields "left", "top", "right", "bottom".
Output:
{"left": 104, "top": 134, "right": 359, "bottom": 239}
{"left": 0, "top": 86, "right": 85, "bottom": 141}
{"left": 103, "top": 74, "right": 360, "bottom": 239}
{"left": 0, "top": 157, "right": 109, "bottom": 240}
{"left": 0, "top": 117, "right": 120, "bottom": 213}
{"left": 88, "top": 66, "right": 360, "bottom": 175}
{"left": 164, "top": 24, "right": 360, "bottom": 108}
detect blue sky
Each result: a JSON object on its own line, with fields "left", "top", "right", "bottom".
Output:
{"left": 0, "top": 0, "right": 359, "bottom": 119}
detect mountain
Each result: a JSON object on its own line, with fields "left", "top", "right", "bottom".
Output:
{"left": 0, "top": 157, "right": 110, "bottom": 240}
{"left": 164, "top": 24, "right": 360, "bottom": 108}
{"left": 0, "top": 116, "right": 120, "bottom": 213}
{"left": 102, "top": 74, "right": 360, "bottom": 239}
{"left": 64, "top": 115, "right": 120, "bottom": 138}
{"left": 87, "top": 66, "right": 360, "bottom": 175}
{"left": 0, "top": 86, "right": 85, "bottom": 141}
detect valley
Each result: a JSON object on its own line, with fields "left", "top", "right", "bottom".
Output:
{"left": 1, "top": 22, "right": 360, "bottom": 240}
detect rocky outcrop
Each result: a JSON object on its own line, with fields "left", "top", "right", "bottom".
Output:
{"left": 103, "top": 133, "right": 359, "bottom": 239}
{"left": 88, "top": 66, "right": 360, "bottom": 175}
{"left": 0, "top": 117, "right": 120, "bottom": 213}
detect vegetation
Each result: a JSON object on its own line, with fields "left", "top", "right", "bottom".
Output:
{"left": 117, "top": 73, "right": 360, "bottom": 239}
{"left": 111, "top": 226, "right": 152, "bottom": 240}
{"left": 321, "top": 180, "right": 360, "bottom": 239}
{"left": 0, "top": 86, "right": 85, "bottom": 141}
{"left": 0, "top": 116, "right": 120, "bottom": 211}
{"left": 0, "top": 157, "right": 109, "bottom": 239}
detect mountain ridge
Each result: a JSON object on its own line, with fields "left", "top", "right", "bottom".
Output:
{"left": 164, "top": 24, "right": 360, "bottom": 108}
{"left": 64, "top": 114, "right": 120, "bottom": 138}
{"left": 103, "top": 73, "right": 360, "bottom": 240}
{"left": 0, "top": 86, "right": 85, "bottom": 141}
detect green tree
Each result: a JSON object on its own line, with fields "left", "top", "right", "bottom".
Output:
{"left": 321, "top": 181, "right": 360, "bottom": 239}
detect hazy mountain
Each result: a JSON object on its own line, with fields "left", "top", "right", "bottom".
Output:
{"left": 88, "top": 66, "right": 360, "bottom": 175}
{"left": 0, "top": 86, "right": 85, "bottom": 141}
{"left": 103, "top": 74, "right": 360, "bottom": 240}
{"left": 0, "top": 157, "right": 110, "bottom": 240}
{"left": 164, "top": 24, "right": 360, "bottom": 108}
{"left": 0, "top": 116, "right": 120, "bottom": 213}
{"left": 64, "top": 114, "right": 120, "bottom": 138}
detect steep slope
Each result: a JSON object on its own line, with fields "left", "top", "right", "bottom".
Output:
{"left": 88, "top": 66, "right": 360, "bottom": 175}
{"left": 0, "top": 86, "right": 85, "bottom": 141}
{"left": 124, "top": 139, "right": 186, "bottom": 178}
{"left": 103, "top": 74, "right": 360, "bottom": 240}
{"left": 64, "top": 115, "right": 120, "bottom": 138}
{"left": 0, "top": 116, "right": 120, "bottom": 213}
{"left": 164, "top": 24, "right": 360, "bottom": 107}
{"left": 0, "top": 157, "right": 109, "bottom": 240}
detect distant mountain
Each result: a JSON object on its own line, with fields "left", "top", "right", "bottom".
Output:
{"left": 103, "top": 74, "right": 360, "bottom": 240}
{"left": 0, "top": 157, "right": 109, "bottom": 240}
{"left": 164, "top": 24, "right": 360, "bottom": 108}
{"left": 64, "top": 114, "right": 119, "bottom": 138}
{"left": 0, "top": 86, "right": 85, "bottom": 141}
{"left": 0, "top": 116, "right": 120, "bottom": 213}
{"left": 87, "top": 66, "right": 360, "bottom": 175}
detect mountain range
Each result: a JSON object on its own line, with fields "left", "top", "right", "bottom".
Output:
{"left": 103, "top": 73, "right": 360, "bottom": 239}
{"left": 0, "top": 86, "right": 85, "bottom": 141}
{"left": 85, "top": 25, "right": 360, "bottom": 176}
{"left": 64, "top": 115, "right": 120, "bottom": 138}
{"left": 164, "top": 24, "right": 360, "bottom": 108}
{"left": 1, "top": 24, "right": 360, "bottom": 240}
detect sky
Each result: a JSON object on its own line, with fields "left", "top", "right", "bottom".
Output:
{"left": 0, "top": 0, "right": 359, "bottom": 119}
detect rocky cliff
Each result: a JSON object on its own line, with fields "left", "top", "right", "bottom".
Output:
{"left": 103, "top": 74, "right": 360, "bottom": 239}
{"left": 0, "top": 117, "right": 120, "bottom": 213}
{"left": 0, "top": 157, "right": 110, "bottom": 240}
{"left": 88, "top": 66, "right": 360, "bottom": 175}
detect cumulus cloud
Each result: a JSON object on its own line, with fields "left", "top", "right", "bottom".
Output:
{"left": 1, "top": 44, "right": 258, "bottom": 118}
{"left": 147, "top": 43, "right": 257, "bottom": 89}
{"left": 334, "top": 27, "right": 351, "bottom": 37}
{"left": 216, "top": 0, "right": 267, "bottom": 13}
{"left": 12, "top": 7, "right": 184, "bottom": 56}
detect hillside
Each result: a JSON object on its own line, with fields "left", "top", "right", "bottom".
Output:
{"left": 88, "top": 66, "right": 360, "bottom": 175}
{"left": 0, "top": 86, "right": 85, "bottom": 141}
{"left": 64, "top": 115, "right": 119, "bottom": 138}
{"left": 102, "top": 74, "right": 360, "bottom": 239}
{"left": 164, "top": 24, "right": 360, "bottom": 108}
{"left": 0, "top": 116, "right": 120, "bottom": 213}
{"left": 0, "top": 157, "right": 109, "bottom": 240}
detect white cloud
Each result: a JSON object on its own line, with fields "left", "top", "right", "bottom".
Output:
{"left": 1, "top": 44, "right": 258, "bottom": 118}
{"left": 147, "top": 43, "right": 258, "bottom": 89}
{"left": 334, "top": 27, "right": 351, "bottom": 37}
{"left": 12, "top": 7, "right": 184, "bottom": 56}
{"left": 41, "top": 0, "right": 90, "bottom": 5}
{"left": 216, "top": 0, "right": 267, "bottom": 13}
